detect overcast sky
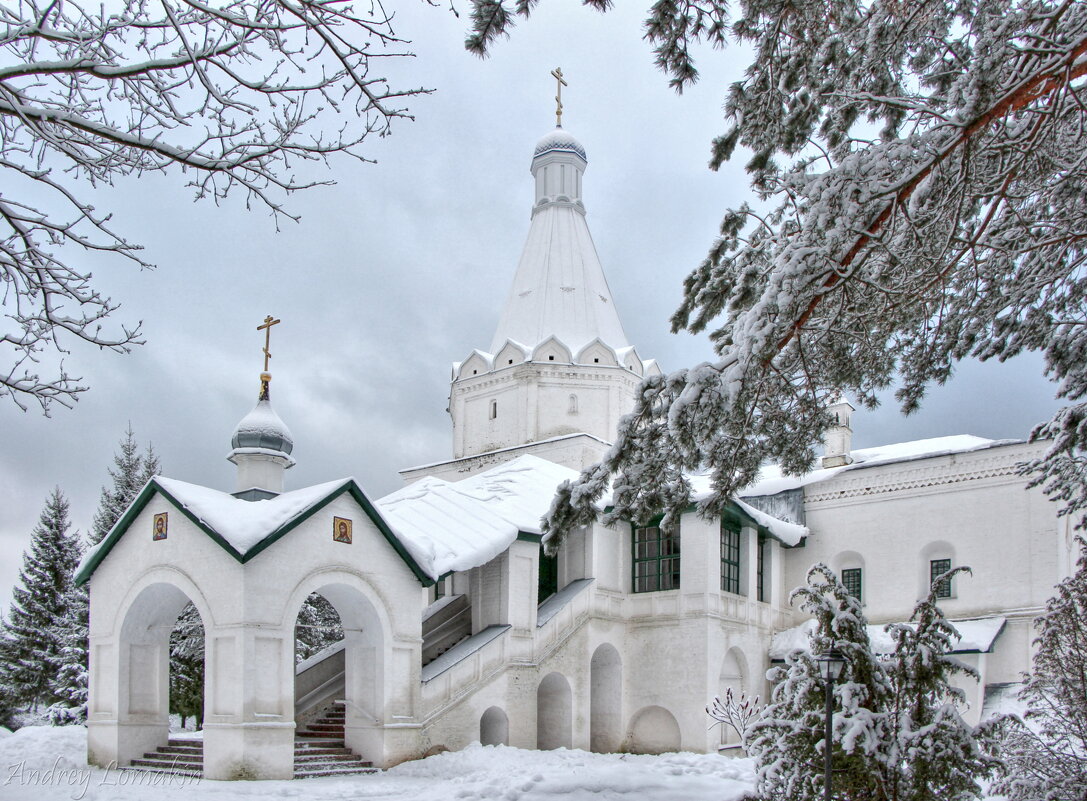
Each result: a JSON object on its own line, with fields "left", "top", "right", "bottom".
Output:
{"left": 0, "top": 1, "right": 1063, "bottom": 611}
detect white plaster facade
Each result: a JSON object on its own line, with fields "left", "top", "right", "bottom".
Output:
{"left": 79, "top": 124, "right": 1070, "bottom": 779}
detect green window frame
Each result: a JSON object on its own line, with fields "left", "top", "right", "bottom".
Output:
{"left": 930, "top": 558, "right": 952, "bottom": 598}
{"left": 841, "top": 567, "right": 862, "bottom": 602}
{"left": 633, "top": 524, "right": 680, "bottom": 593}
{"left": 756, "top": 533, "right": 767, "bottom": 602}
{"left": 538, "top": 545, "right": 559, "bottom": 604}
{"left": 721, "top": 519, "right": 741, "bottom": 595}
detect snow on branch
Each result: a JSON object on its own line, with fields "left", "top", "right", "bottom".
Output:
{"left": 0, "top": 0, "right": 431, "bottom": 413}
{"left": 497, "top": 0, "right": 1087, "bottom": 541}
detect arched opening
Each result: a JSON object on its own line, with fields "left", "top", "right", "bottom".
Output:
{"left": 115, "top": 582, "right": 209, "bottom": 766}
{"left": 291, "top": 581, "right": 386, "bottom": 764}
{"left": 295, "top": 592, "right": 344, "bottom": 664}
{"left": 169, "top": 602, "right": 206, "bottom": 733}
{"left": 480, "top": 706, "right": 509, "bottom": 746}
{"left": 536, "top": 672, "right": 572, "bottom": 750}
{"left": 718, "top": 647, "right": 748, "bottom": 747}
{"left": 627, "top": 705, "right": 681, "bottom": 754}
{"left": 590, "top": 644, "right": 622, "bottom": 753}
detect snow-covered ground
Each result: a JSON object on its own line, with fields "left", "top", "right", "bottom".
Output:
{"left": 0, "top": 725, "right": 757, "bottom": 801}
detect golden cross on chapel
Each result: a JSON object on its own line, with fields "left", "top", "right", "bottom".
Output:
{"left": 257, "top": 314, "right": 281, "bottom": 373}
{"left": 551, "top": 67, "right": 567, "bottom": 127}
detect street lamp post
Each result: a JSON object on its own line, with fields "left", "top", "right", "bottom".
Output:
{"left": 816, "top": 649, "right": 846, "bottom": 801}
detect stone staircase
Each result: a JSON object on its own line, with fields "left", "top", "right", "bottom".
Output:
{"left": 294, "top": 703, "right": 377, "bottom": 778}
{"left": 129, "top": 738, "right": 203, "bottom": 777}
{"left": 125, "top": 703, "right": 376, "bottom": 780}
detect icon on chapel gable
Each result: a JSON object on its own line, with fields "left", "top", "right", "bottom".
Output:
{"left": 333, "top": 517, "right": 353, "bottom": 544}
{"left": 153, "top": 512, "right": 168, "bottom": 541}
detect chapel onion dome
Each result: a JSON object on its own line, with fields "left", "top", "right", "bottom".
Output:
{"left": 230, "top": 379, "right": 294, "bottom": 459}
{"left": 533, "top": 128, "right": 587, "bottom": 161}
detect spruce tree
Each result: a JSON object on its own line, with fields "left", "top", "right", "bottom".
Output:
{"left": 747, "top": 564, "right": 892, "bottom": 800}
{"left": 169, "top": 603, "right": 204, "bottom": 730}
{"left": 90, "top": 427, "right": 160, "bottom": 545}
{"left": 996, "top": 539, "right": 1087, "bottom": 799}
{"left": 883, "top": 566, "right": 1002, "bottom": 800}
{"left": 46, "top": 585, "right": 89, "bottom": 725}
{"left": 0, "top": 489, "right": 82, "bottom": 708}
{"left": 295, "top": 593, "right": 344, "bottom": 663}
{"left": 747, "top": 563, "right": 1000, "bottom": 801}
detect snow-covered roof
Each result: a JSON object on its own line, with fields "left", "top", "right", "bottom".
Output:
{"left": 534, "top": 128, "right": 587, "bottom": 160}
{"left": 75, "top": 475, "right": 431, "bottom": 586}
{"left": 399, "top": 432, "right": 610, "bottom": 476}
{"left": 732, "top": 498, "right": 807, "bottom": 547}
{"left": 154, "top": 477, "right": 342, "bottom": 553}
{"left": 488, "top": 130, "right": 631, "bottom": 357}
{"left": 378, "top": 455, "right": 579, "bottom": 578}
{"left": 603, "top": 474, "right": 809, "bottom": 546}
{"left": 741, "top": 435, "right": 1019, "bottom": 498}
{"left": 231, "top": 397, "right": 294, "bottom": 457}
{"left": 768, "top": 616, "right": 1007, "bottom": 660}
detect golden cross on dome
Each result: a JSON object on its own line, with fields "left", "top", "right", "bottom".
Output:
{"left": 257, "top": 314, "right": 280, "bottom": 373}
{"left": 551, "top": 67, "right": 567, "bottom": 127}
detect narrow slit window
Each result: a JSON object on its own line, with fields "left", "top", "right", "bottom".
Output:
{"left": 489, "top": 399, "right": 497, "bottom": 420}
{"left": 841, "top": 567, "right": 862, "bottom": 602}
{"left": 721, "top": 520, "right": 741, "bottom": 595}
{"left": 930, "top": 558, "right": 952, "bottom": 598}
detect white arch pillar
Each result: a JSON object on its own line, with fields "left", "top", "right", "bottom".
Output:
{"left": 88, "top": 580, "right": 210, "bottom": 771}
{"left": 202, "top": 626, "right": 296, "bottom": 780}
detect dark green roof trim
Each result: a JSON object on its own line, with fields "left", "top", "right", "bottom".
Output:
{"left": 516, "top": 531, "right": 543, "bottom": 543}
{"left": 75, "top": 478, "right": 434, "bottom": 588}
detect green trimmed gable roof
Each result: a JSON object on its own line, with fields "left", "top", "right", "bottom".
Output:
{"left": 75, "top": 476, "right": 433, "bottom": 587}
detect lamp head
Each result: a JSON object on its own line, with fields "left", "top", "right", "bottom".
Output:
{"left": 816, "top": 648, "right": 846, "bottom": 681}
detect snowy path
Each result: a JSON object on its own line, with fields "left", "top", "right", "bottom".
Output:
{"left": 0, "top": 726, "right": 756, "bottom": 801}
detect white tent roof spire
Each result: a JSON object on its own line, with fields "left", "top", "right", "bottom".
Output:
{"left": 489, "top": 127, "right": 630, "bottom": 355}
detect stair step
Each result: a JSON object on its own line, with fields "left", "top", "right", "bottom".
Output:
{"left": 158, "top": 745, "right": 203, "bottom": 755}
{"left": 131, "top": 758, "right": 204, "bottom": 770}
{"left": 307, "top": 724, "right": 345, "bottom": 733}
{"left": 295, "top": 760, "right": 380, "bottom": 773}
{"left": 295, "top": 747, "right": 352, "bottom": 756}
{"left": 295, "top": 747, "right": 367, "bottom": 760}
{"left": 297, "top": 730, "right": 344, "bottom": 738}
{"left": 121, "top": 765, "right": 203, "bottom": 778}
{"left": 141, "top": 752, "right": 203, "bottom": 764}
{"left": 167, "top": 740, "right": 204, "bottom": 749}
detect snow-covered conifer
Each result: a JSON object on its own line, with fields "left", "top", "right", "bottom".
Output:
{"left": 169, "top": 603, "right": 205, "bottom": 730}
{"left": 883, "top": 566, "right": 1002, "bottom": 799}
{"left": 747, "top": 564, "right": 891, "bottom": 800}
{"left": 90, "top": 427, "right": 160, "bottom": 545}
{"left": 47, "top": 585, "right": 89, "bottom": 725}
{"left": 295, "top": 593, "right": 344, "bottom": 663}
{"left": 0, "top": 489, "right": 82, "bottom": 708}
{"left": 995, "top": 539, "right": 1087, "bottom": 799}
{"left": 469, "top": 0, "right": 1087, "bottom": 547}
{"left": 747, "top": 564, "right": 999, "bottom": 801}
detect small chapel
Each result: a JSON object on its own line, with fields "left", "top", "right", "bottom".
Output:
{"left": 76, "top": 89, "right": 1076, "bottom": 780}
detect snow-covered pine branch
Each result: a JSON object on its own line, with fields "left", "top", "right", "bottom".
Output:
{"left": 0, "top": 0, "right": 432, "bottom": 414}
{"left": 467, "top": 0, "right": 1087, "bottom": 543}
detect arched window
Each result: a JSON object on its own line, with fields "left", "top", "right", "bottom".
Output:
{"left": 920, "top": 541, "right": 956, "bottom": 600}
{"left": 489, "top": 399, "right": 497, "bottom": 420}
{"left": 568, "top": 394, "right": 578, "bottom": 415}
{"left": 831, "top": 550, "right": 865, "bottom": 604}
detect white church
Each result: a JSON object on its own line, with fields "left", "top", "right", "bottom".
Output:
{"left": 75, "top": 119, "right": 1076, "bottom": 781}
